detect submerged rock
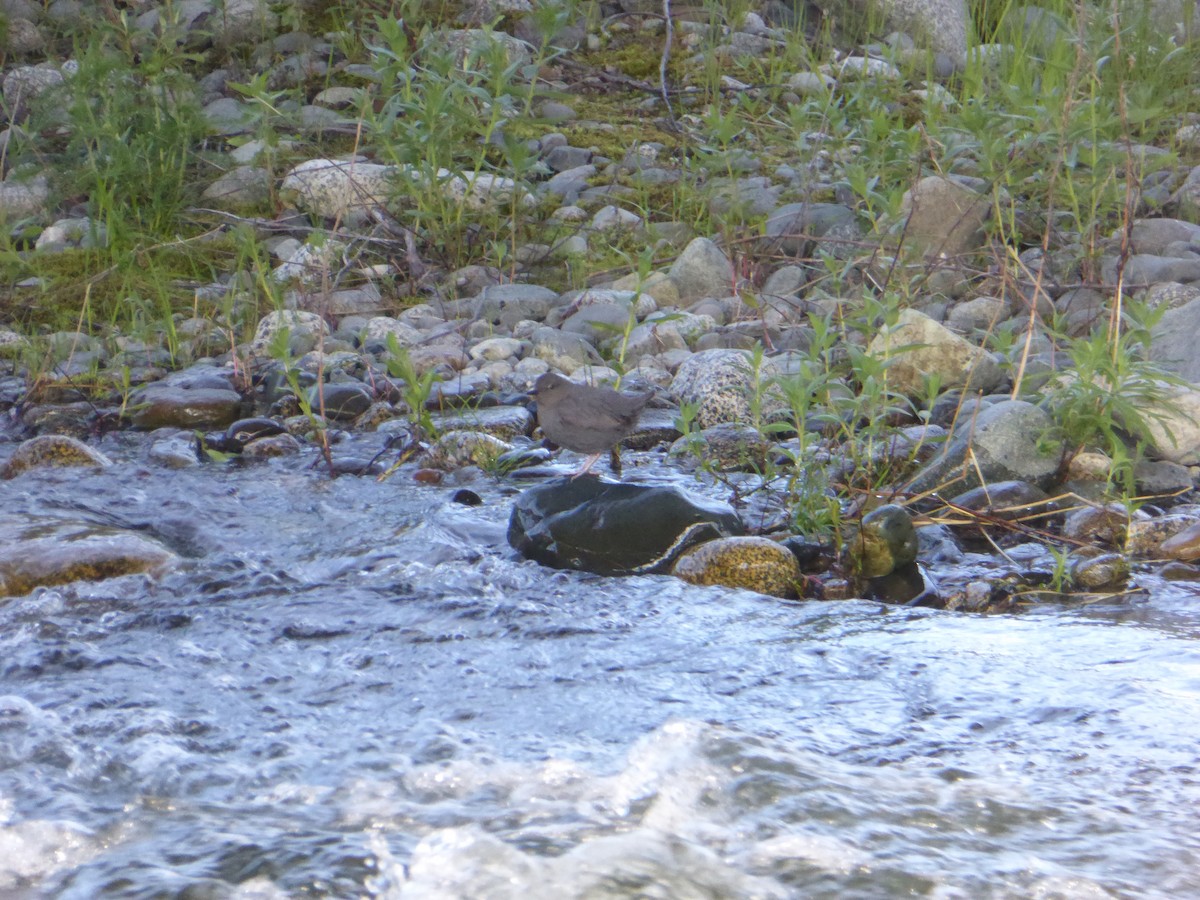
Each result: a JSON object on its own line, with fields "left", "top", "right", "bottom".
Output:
{"left": 2, "top": 434, "right": 112, "bottom": 478}
{"left": 508, "top": 478, "right": 743, "bottom": 575}
{"left": 0, "top": 520, "right": 177, "bottom": 596}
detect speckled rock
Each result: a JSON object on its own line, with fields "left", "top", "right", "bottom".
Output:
{"left": 1, "top": 434, "right": 112, "bottom": 478}
{"left": 1159, "top": 517, "right": 1200, "bottom": 561}
{"left": 241, "top": 432, "right": 303, "bottom": 458}
{"left": 672, "top": 535, "right": 801, "bottom": 599}
{"left": 844, "top": 504, "right": 918, "bottom": 579}
{"left": 250, "top": 310, "right": 329, "bottom": 355}
{"left": 670, "top": 349, "right": 780, "bottom": 430}
{"left": 1070, "top": 552, "right": 1129, "bottom": 590}
{"left": 431, "top": 406, "right": 534, "bottom": 440}
{"left": 907, "top": 400, "right": 1063, "bottom": 495}
{"left": 0, "top": 519, "right": 177, "bottom": 596}
{"left": 670, "top": 422, "right": 771, "bottom": 471}
{"left": 867, "top": 308, "right": 1004, "bottom": 397}
{"left": 1127, "top": 513, "right": 1198, "bottom": 557}
{"left": 423, "top": 431, "right": 513, "bottom": 469}
{"left": 279, "top": 158, "right": 394, "bottom": 224}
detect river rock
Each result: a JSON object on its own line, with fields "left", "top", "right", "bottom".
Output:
{"left": 844, "top": 504, "right": 918, "bottom": 579}
{"left": 867, "top": 308, "right": 1004, "bottom": 397}
{"left": 131, "top": 378, "right": 245, "bottom": 430}
{"left": 907, "top": 400, "right": 1063, "bottom": 496}
{"left": 1070, "top": 552, "right": 1129, "bottom": 590}
{"left": 671, "top": 349, "right": 779, "bottom": 430}
{"left": 508, "top": 478, "right": 744, "bottom": 576}
{"left": 1062, "top": 504, "right": 1130, "bottom": 547}
{"left": 251, "top": 309, "right": 329, "bottom": 355}
{"left": 762, "top": 201, "right": 861, "bottom": 260}
{"left": 669, "top": 237, "right": 734, "bottom": 303}
{"left": 1124, "top": 382, "right": 1200, "bottom": 466}
{"left": 2, "top": 434, "right": 112, "bottom": 478}
{"left": 312, "top": 381, "right": 374, "bottom": 421}
{"left": 1150, "top": 297, "right": 1200, "bottom": 383}
{"left": 672, "top": 536, "right": 801, "bottom": 599}
{"left": 431, "top": 405, "right": 534, "bottom": 440}
{"left": 423, "top": 431, "right": 512, "bottom": 470}
{"left": 945, "top": 480, "right": 1052, "bottom": 519}
{"left": 1159, "top": 518, "right": 1200, "bottom": 561}
{"left": 1125, "top": 513, "right": 1195, "bottom": 557}
{"left": 669, "top": 422, "right": 771, "bottom": 471}
{"left": 896, "top": 175, "right": 989, "bottom": 259}
{"left": 0, "top": 519, "right": 177, "bottom": 596}
{"left": 280, "top": 158, "right": 394, "bottom": 224}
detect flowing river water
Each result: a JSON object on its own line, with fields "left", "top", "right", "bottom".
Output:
{"left": 1, "top": 435, "right": 1199, "bottom": 898}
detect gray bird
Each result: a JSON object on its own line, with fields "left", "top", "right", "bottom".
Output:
{"left": 531, "top": 372, "right": 651, "bottom": 477}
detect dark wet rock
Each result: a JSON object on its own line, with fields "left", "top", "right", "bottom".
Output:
{"left": 205, "top": 417, "right": 287, "bottom": 453}
{"left": 326, "top": 455, "right": 387, "bottom": 477}
{"left": 18, "top": 401, "right": 100, "bottom": 438}
{"left": 2, "top": 434, "right": 112, "bottom": 478}
{"left": 866, "top": 308, "right": 1004, "bottom": 397}
{"left": 313, "top": 382, "right": 374, "bottom": 421}
{"left": 622, "top": 407, "right": 683, "bottom": 451}
{"left": 670, "top": 422, "right": 771, "bottom": 471}
{"left": 0, "top": 519, "right": 177, "bottom": 596}
{"left": 671, "top": 349, "right": 779, "bottom": 430}
{"left": 132, "top": 382, "right": 245, "bottom": 430}
{"left": 844, "top": 504, "right": 918, "bottom": 579}
{"left": 672, "top": 535, "right": 801, "bottom": 598}
{"left": 451, "top": 488, "right": 483, "bottom": 506}
{"left": 863, "top": 562, "right": 937, "bottom": 606}
{"left": 1070, "top": 552, "right": 1129, "bottom": 590}
{"left": 241, "top": 432, "right": 303, "bottom": 458}
{"left": 907, "top": 400, "right": 1062, "bottom": 496}
{"left": 946, "top": 480, "right": 1052, "bottom": 519}
{"left": 508, "top": 478, "right": 744, "bottom": 576}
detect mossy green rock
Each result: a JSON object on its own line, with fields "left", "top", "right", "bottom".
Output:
{"left": 0, "top": 521, "right": 177, "bottom": 596}
{"left": 672, "top": 536, "right": 801, "bottom": 599}
{"left": 845, "top": 504, "right": 918, "bottom": 579}
{"left": 2, "top": 434, "right": 112, "bottom": 479}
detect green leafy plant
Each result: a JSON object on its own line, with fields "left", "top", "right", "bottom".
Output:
{"left": 384, "top": 333, "right": 440, "bottom": 439}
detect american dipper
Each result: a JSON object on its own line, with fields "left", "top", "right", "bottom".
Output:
{"left": 531, "top": 372, "right": 650, "bottom": 477}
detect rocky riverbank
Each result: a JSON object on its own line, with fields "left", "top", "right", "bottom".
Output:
{"left": 1, "top": 0, "right": 1199, "bottom": 607}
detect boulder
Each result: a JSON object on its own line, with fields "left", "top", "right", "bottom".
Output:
{"left": 508, "top": 478, "right": 743, "bottom": 575}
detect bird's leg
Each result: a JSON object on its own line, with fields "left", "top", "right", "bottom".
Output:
{"left": 570, "top": 452, "right": 603, "bottom": 479}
